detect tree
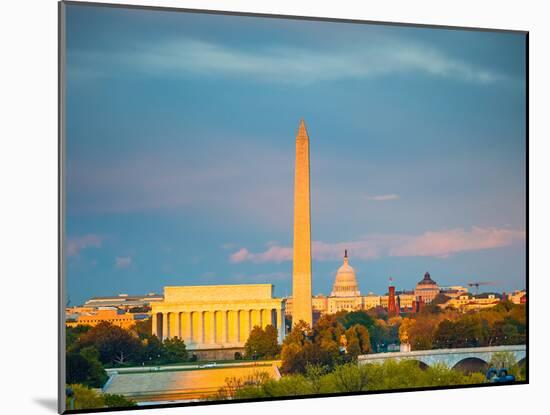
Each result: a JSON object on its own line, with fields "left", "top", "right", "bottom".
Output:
{"left": 66, "top": 347, "right": 108, "bottom": 388}
{"left": 214, "top": 372, "right": 271, "bottom": 400}
{"left": 80, "top": 346, "right": 108, "bottom": 387}
{"left": 344, "top": 325, "right": 371, "bottom": 359}
{"left": 399, "top": 318, "right": 415, "bottom": 345}
{"left": 355, "top": 325, "right": 372, "bottom": 354}
{"left": 103, "top": 394, "right": 137, "bottom": 408}
{"left": 78, "top": 322, "right": 142, "bottom": 365}
{"left": 281, "top": 319, "right": 340, "bottom": 374}
{"left": 66, "top": 384, "right": 105, "bottom": 410}
{"left": 339, "top": 310, "right": 375, "bottom": 330}
{"left": 304, "top": 363, "right": 329, "bottom": 394}
{"left": 263, "top": 325, "right": 281, "bottom": 357}
{"left": 329, "top": 363, "right": 369, "bottom": 393}
{"left": 407, "top": 314, "right": 439, "bottom": 350}
{"left": 245, "top": 326, "right": 264, "bottom": 359}
{"left": 421, "top": 303, "right": 442, "bottom": 315}
{"left": 244, "top": 325, "right": 280, "bottom": 359}
{"left": 488, "top": 351, "right": 520, "bottom": 378}
{"left": 338, "top": 310, "right": 386, "bottom": 352}
{"left": 162, "top": 337, "right": 188, "bottom": 363}
{"left": 260, "top": 374, "right": 313, "bottom": 397}
{"left": 490, "top": 318, "right": 525, "bottom": 345}
{"left": 433, "top": 315, "right": 489, "bottom": 349}
{"left": 131, "top": 319, "right": 152, "bottom": 340}
{"left": 66, "top": 325, "right": 92, "bottom": 352}
{"left": 66, "top": 353, "right": 92, "bottom": 385}
{"left": 280, "top": 342, "right": 306, "bottom": 374}
{"left": 138, "top": 334, "right": 163, "bottom": 364}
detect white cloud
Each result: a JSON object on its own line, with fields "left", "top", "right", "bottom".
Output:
{"left": 71, "top": 36, "right": 505, "bottom": 85}
{"left": 364, "top": 194, "right": 400, "bottom": 201}
{"left": 67, "top": 234, "right": 102, "bottom": 257}
{"left": 229, "top": 226, "right": 525, "bottom": 263}
{"left": 230, "top": 246, "right": 293, "bottom": 263}
{"left": 115, "top": 256, "right": 133, "bottom": 269}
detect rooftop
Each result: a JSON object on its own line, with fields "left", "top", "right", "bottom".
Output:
{"left": 417, "top": 272, "right": 438, "bottom": 286}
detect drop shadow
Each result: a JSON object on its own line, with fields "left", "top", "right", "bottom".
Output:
{"left": 34, "top": 397, "right": 58, "bottom": 413}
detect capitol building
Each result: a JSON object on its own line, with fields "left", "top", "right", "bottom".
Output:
{"left": 285, "top": 250, "right": 448, "bottom": 319}
{"left": 285, "top": 251, "right": 415, "bottom": 319}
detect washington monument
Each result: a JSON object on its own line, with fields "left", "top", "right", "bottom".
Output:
{"left": 292, "top": 119, "right": 313, "bottom": 326}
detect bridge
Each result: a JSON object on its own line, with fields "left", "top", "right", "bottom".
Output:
{"left": 358, "top": 345, "right": 526, "bottom": 370}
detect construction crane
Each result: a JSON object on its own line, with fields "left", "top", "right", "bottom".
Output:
{"left": 467, "top": 281, "right": 496, "bottom": 295}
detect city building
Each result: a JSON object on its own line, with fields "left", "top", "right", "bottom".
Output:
{"left": 414, "top": 272, "right": 440, "bottom": 304}
{"left": 150, "top": 284, "right": 285, "bottom": 355}
{"left": 387, "top": 284, "right": 397, "bottom": 316}
{"left": 326, "top": 251, "right": 364, "bottom": 314}
{"left": 66, "top": 308, "right": 148, "bottom": 329}
{"left": 395, "top": 290, "right": 415, "bottom": 310}
{"left": 440, "top": 294, "right": 472, "bottom": 310}
{"left": 83, "top": 293, "right": 163, "bottom": 310}
{"left": 311, "top": 295, "right": 328, "bottom": 320}
{"left": 363, "top": 292, "right": 382, "bottom": 309}
{"left": 508, "top": 289, "right": 527, "bottom": 304}
{"left": 440, "top": 293, "right": 502, "bottom": 311}
{"left": 66, "top": 306, "right": 97, "bottom": 321}
{"left": 440, "top": 286, "right": 469, "bottom": 299}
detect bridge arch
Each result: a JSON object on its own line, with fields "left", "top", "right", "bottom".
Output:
{"left": 357, "top": 345, "right": 526, "bottom": 371}
{"left": 452, "top": 357, "right": 488, "bottom": 374}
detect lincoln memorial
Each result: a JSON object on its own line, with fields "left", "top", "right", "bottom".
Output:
{"left": 151, "top": 284, "right": 285, "bottom": 352}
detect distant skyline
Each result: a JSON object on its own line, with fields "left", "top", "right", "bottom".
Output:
{"left": 65, "top": 4, "right": 526, "bottom": 305}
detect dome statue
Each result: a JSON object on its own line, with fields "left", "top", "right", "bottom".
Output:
{"left": 330, "top": 250, "right": 361, "bottom": 297}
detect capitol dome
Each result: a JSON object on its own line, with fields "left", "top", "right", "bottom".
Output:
{"left": 417, "top": 272, "right": 437, "bottom": 286}
{"left": 330, "top": 250, "right": 361, "bottom": 297}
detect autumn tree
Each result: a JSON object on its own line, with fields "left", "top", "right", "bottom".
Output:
{"left": 339, "top": 310, "right": 386, "bottom": 352}
{"left": 399, "top": 317, "right": 415, "bottom": 345}
{"left": 344, "top": 324, "right": 371, "bottom": 359}
{"left": 280, "top": 320, "right": 314, "bottom": 373}
{"left": 244, "top": 325, "right": 280, "bottom": 359}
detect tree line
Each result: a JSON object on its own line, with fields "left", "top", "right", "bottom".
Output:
{"left": 277, "top": 301, "right": 525, "bottom": 374}
{"left": 66, "top": 319, "right": 189, "bottom": 388}
{"left": 212, "top": 360, "right": 488, "bottom": 400}
{"left": 212, "top": 351, "right": 525, "bottom": 401}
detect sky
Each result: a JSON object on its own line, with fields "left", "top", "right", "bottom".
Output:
{"left": 64, "top": 4, "right": 527, "bottom": 305}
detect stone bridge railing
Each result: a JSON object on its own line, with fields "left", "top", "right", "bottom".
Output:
{"left": 358, "top": 345, "right": 526, "bottom": 369}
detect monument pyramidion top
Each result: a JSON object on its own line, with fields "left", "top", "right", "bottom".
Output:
{"left": 296, "top": 118, "right": 309, "bottom": 141}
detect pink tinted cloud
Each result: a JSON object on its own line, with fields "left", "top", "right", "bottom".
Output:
{"left": 229, "top": 227, "right": 525, "bottom": 263}
{"left": 230, "top": 248, "right": 251, "bottom": 263}
{"left": 230, "top": 246, "right": 292, "bottom": 263}
{"left": 389, "top": 227, "right": 526, "bottom": 258}
{"left": 67, "top": 234, "right": 102, "bottom": 257}
{"left": 364, "top": 194, "right": 400, "bottom": 201}
{"left": 115, "top": 256, "right": 133, "bottom": 269}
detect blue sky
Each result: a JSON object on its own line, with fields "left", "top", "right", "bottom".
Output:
{"left": 65, "top": 4, "right": 526, "bottom": 305}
